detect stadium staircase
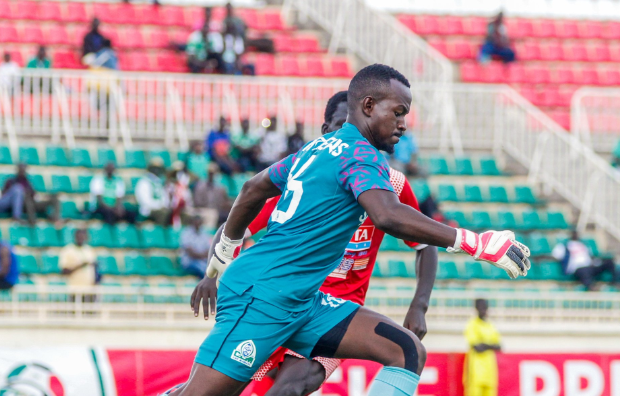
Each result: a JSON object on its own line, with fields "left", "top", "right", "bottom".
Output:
{"left": 0, "top": 0, "right": 353, "bottom": 77}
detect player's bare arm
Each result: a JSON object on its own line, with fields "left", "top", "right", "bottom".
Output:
{"left": 190, "top": 224, "right": 223, "bottom": 319}
{"left": 403, "top": 246, "right": 438, "bottom": 340}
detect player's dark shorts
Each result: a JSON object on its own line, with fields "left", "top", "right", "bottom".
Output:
{"left": 195, "top": 284, "right": 359, "bottom": 382}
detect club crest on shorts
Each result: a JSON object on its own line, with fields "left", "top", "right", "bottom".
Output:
{"left": 231, "top": 340, "right": 256, "bottom": 367}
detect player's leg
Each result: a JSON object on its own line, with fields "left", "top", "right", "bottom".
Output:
{"left": 264, "top": 355, "right": 326, "bottom": 396}
{"left": 168, "top": 362, "right": 246, "bottom": 396}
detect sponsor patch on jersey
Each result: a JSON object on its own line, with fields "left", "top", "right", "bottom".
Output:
{"left": 347, "top": 225, "right": 375, "bottom": 251}
{"left": 321, "top": 294, "right": 346, "bottom": 308}
{"left": 328, "top": 257, "right": 354, "bottom": 279}
{"left": 353, "top": 257, "right": 370, "bottom": 270}
{"left": 232, "top": 340, "right": 257, "bottom": 367}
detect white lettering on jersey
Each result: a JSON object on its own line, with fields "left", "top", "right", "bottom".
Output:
{"left": 359, "top": 212, "right": 368, "bottom": 225}
{"left": 302, "top": 136, "right": 349, "bottom": 157}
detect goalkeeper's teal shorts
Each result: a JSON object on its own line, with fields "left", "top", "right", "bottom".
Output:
{"left": 195, "top": 283, "right": 359, "bottom": 382}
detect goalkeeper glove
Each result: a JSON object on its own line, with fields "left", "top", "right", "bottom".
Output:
{"left": 206, "top": 231, "right": 244, "bottom": 287}
{"left": 447, "top": 229, "right": 531, "bottom": 279}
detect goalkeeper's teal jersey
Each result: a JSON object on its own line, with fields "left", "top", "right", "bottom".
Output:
{"left": 219, "top": 123, "right": 395, "bottom": 311}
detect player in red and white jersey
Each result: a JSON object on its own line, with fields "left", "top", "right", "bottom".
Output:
{"left": 187, "top": 91, "right": 438, "bottom": 396}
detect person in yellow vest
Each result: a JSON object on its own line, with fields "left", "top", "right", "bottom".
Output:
{"left": 464, "top": 298, "right": 501, "bottom": 396}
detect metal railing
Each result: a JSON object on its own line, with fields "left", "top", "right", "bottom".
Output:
{"left": 571, "top": 87, "right": 620, "bottom": 155}
{"left": 2, "top": 284, "right": 620, "bottom": 333}
{"left": 0, "top": 69, "right": 348, "bottom": 149}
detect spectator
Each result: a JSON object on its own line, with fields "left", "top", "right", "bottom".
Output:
{"left": 83, "top": 18, "right": 106, "bottom": 57}
{"left": 186, "top": 14, "right": 223, "bottom": 74}
{"left": 287, "top": 121, "right": 306, "bottom": 156}
{"left": 3, "top": 163, "right": 60, "bottom": 225}
{"left": 60, "top": 229, "right": 98, "bottom": 302}
{"left": 256, "top": 116, "right": 287, "bottom": 170}
{"left": 166, "top": 161, "right": 192, "bottom": 228}
{"left": 223, "top": 2, "right": 247, "bottom": 40}
{"left": 0, "top": 172, "right": 26, "bottom": 222}
{"left": 219, "top": 21, "right": 245, "bottom": 75}
{"left": 464, "top": 298, "right": 501, "bottom": 396}
{"left": 0, "top": 52, "right": 20, "bottom": 92}
{"left": 180, "top": 214, "right": 212, "bottom": 279}
{"left": 479, "top": 12, "right": 515, "bottom": 64}
{"left": 89, "top": 162, "right": 136, "bottom": 225}
{"left": 26, "top": 46, "right": 51, "bottom": 69}
{"left": 186, "top": 140, "right": 210, "bottom": 181}
{"left": 552, "top": 229, "right": 619, "bottom": 291}
{"left": 193, "top": 164, "right": 231, "bottom": 229}
{"left": 91, "top": 39, "right": 119, "bottom": 70}
{"left": 206, "top": 116, "right": 239, "bottom": 175}
{"left": 135, "top": 157, "right": 171, "bottom": 226}
{"left": 388, "top": 131, "right": 425, "bottom": 177}
{"left": 231, "top": 118, "right": 259, "bottom": 171}
{"left": 0, "top": 242, "right": 18, "bottom": 290}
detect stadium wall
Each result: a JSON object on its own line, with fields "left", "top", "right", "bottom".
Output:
{"left": 2, "top": 346, "right": 620, "bottom": 396}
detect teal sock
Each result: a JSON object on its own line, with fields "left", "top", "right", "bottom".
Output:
{"left": 367, "top": 366, "right": 420, "bottom": 396}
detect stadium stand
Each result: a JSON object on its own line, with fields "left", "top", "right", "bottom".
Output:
{"left": 0, "top": 1, "right": 353, "bottom": 77}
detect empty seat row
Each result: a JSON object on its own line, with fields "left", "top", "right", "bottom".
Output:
{"left": 0, "top": 2, "right": 288, "bottom": 31}
{"left": 436, "top": 184, "right": 539, "bottom": 204}
{"left": 420, "top": 155, "right": 501, "bottom": 176}
{"left": 245, "top": 53, "right": 353, "bottom": 78}
{"left": 398, "top": 14, "right": 620, "bottom": 40}
{"left": 9, "top": 224, "right": 183, "bottom": 249}
{"left": 443, "top": 209, "right": 570, "bottom": 231}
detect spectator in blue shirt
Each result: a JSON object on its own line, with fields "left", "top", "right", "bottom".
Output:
{"left": 479, "top": 12, "right": 516, "bottom": 64}
{"left": 205, "top": 116, "right": 239, "bottom": 175}
{"left": 0, "top": 242, "right": 18, "bottom": 290}
{"left": 388, "top": 132, "right": 425, "bottom": 177}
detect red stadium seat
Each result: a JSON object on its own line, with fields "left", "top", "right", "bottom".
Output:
{"left": 35, "top": 2, "right": 62, "bottom": 21}
{"left": 427, "top": 38, "right": 448, "bottom": 57}
{"left": 253, "top": 53, "right": 275, "bottom": 75}
{"left": 155, "top": 52, "right": 186, "bottom": 73}
{"left": 448, "top": 39, "right": 475, "bottom": 60}
{"left": 609, "top": 43, "right": 620, "bottom": 62}
{"left": 0, "top": 1, "right": 9, "bottom": 19}
{"left": 439, "top": 16, "right": 463, "bottom": 35}
{"left": 0, "top": 24, "right": 19, "bottom": 42}
{"left": 517, "top": 41, "right": 541, "bottom": 60}
{"left": 552, "top": 66, "right": 575, "bottom": 85}
{"left": 69, "top": 24, "right": 89, "bottom": 46}
{"left": 506, "top": 63, "right": 527, "bottom": 83}
{"left": 540, "top": 41, "right": 563, "bottom": 61}
{"left": 121, "top": 52, "right": 150, "bottom": 71}
{"left": 272, "top": 34, "right": 293, "bottom": 52}
{"left": 578, "top": 21, "right": 603, "bottom": 39}
{"left": 149, "top": 29, "right": 170, "bottom": 49}
{"left": 53, "top": 50, "right": 81, "bottom": 69}
{"left": 240, "top": 9, "right": 259, "bottom": 30}
{"left": 603, "top": 22, "right": 620, "bottom": 40}
{"left": 118, "top": 27, "right": 145, "bottom": 50}
{"left": 304, "top": 57, "right": 325, "bottom": 77}
{"left": 463, "top": 17, "right": 487, "bottom": 36}
{"left": 579, "top": 68, "right": 600, "bottom": 86}
{"left": 12, "top": 1, "right": 37, "bottom": 20}
{"left": 549, "top": 109, "right": 570, "bottom": 129}
{"left": 262, "top": 10, "right": 285, "bottom": 31}
{"left": 479, "top": 63, "right": 504, "bottom": 83}
{"left": 64, "top": 2, "right": 89, "bottom": 23}
{"left": 588, "top": 43, "right": 610, "bottom": 62}
{"left": 525, "top": 65, "right": 550, "bottom": 84}
{"left": 22, "top": 25, "right": 44, "bottom": 44}
{"left": 397, "top": 15, "right": 416, "bottom": 32}
{"left": 556, "top": 20, "right": 579, "bottom": 38}
{"left": 600, "top": 70, "right": 620, "bottom": 86}
{"left": 159, "top": 6, "right": 185, "bottom": 27}
{"left": 278, "top": 55, "right": 301, "bottom": 76}
{"left": 506, "top": 19, "right": 533, "bottom": 38}
{"left": 136, "top": 4, "right": 161, "bottom": 25}
{"left": 538, "top": 86, "right": 561, "bottom": 107}
{"left": 45, "top": 25, "right": 70, "bottom": 46}
{"left": 519, "top": 86, "right": 538, "bottom": 105}
{"left": 460, "top": 61, "right": 481, "bottom": 82}
{"left": 328, "top": 57, "right": 352, "bottom": 77}
{"left": 93, "top": 3, "right": 115, "bottom": 23}
{"left": 416, "top": 15, "right": 441, "bottom": 35}
{"left": 8, "top": 49, "right": 23, "bottom": 66}
{"left": 564, "top": 42, "right": 588, "bottom": 61}
{"left": 296, "top": 35, "right": 321, "bottom": 53}
{"left": 533, "top": 20, "right": 556, "bottom": 38}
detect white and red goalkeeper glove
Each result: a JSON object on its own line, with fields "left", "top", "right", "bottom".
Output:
{"left": 447, "top": 229, "right": 531, "bottom": 279}
{"left": 206, "top": 231, "right": 244, "bottom": 287}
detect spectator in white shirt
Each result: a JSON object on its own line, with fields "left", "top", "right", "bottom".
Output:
{"left": 89, "top": 162, "right": 136, "bottom": 224}
{"left": 552, "top": 229, "right": 618, "bottom": 291}
{"left": 256, "top": 116, "right": 287, "bottom": 170}
{"left": 0, "top": 52, "right": 20, "bottom": 93}
{"left": 135, "top": 157, "right": 170, "bottom": 225}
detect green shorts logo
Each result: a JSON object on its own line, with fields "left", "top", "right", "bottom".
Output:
{"left": 231, "top": 340, "right": 256, "bottom": 368}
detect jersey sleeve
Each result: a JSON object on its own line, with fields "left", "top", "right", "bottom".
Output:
{"left": 338, "top": 142, "right": 394, "bottom": 199}
{"left": 398, "top": 178, "right": 427, "bottom": 250}
{"left": 247, "top": 196, "right": 281, "bottom": 235}
{"left": 268, "top": 153, "right": 296, "bottom": 191}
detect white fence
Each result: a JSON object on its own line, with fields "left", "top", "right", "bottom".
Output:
{"left": 571, "top": 87, "right": 620, "bottom": 155}
{"left": 0, "top": 70, "right": 348, "bottom": 149}
{"left": 2, "top": 284, "right": 620, "bottom": 333}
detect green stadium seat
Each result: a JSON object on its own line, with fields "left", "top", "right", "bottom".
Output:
{"left": 114, "top": 224, "right": 141, "bottom": 248}
{"left": 60, "top": 225, "right": 76, "bottom": 245}
{"left": 97, "top": 255, "right": 120, "bottom": 275}
{"left": 529, "top": 233, "right": 551, "bottom": 256}
{"left": 546, "top": 211, "right": 569, "bottom": 229}
{"left": 582, "top": 238, "right": 600, "bottom": 257}
{"left": 527, "top": 262, "right": 544, "bottom": 280}
{"left": 488, "top": 185, "right": 508, "bottom": 203}
{"left": 34, "top": 225, "right": 61, "bottom": 247}
{"left": 487, "top": 264, "right": 510, "bottom": 280}
{"left": 463, "top": 185, "right": 483, "bottom": 202}
{"left": 97, "top": 148, "right": 117, "bottom": 167}
{"left": 177, "top": 151, "right": 189, "bottom": 162}
{"left": 89, "top": 224, "right": 113, "bottom": 247}
{"left": 28, "top": 174, "right": 45, "bottom": 192}
{"left": 539, "top": 261, "right": 565, "bottom": 281}
{"left": 126, "top": 177, "right": 140, "bottom": 196}
{"left": 60, "top": 201, "right": 81, "bottom": 219}
{"left": 428, "top": 156, "right": 449, "bottom": 175}
{"left": 380, "top": 235, "right": 400, "bottom": 251}
{"left": 437, "top": 261, "right": 459, "bottom": 279}
{"left": 19, "top": 146, "right": 40, "bottom": 165}
{"left": 464, "top": 261, "right": 485, "bottom": 279}
{"left": 166, "top": 228, "right": 181, "bottom": 249}
{"left": 76, "top": 175, "right": 93, "bottom": 194}
{"left": 514, "top": 185, "right": 537, "bottom": 204}
{"left": 471, "top": 211, "right": 492, "bottom": 230}
{"left": 124, "top": 149, "right": 147, "bottom": 168}
{"left": 148, "top": 149, "right": 172, "bottom": 168}
{"left": 455, "top": 158, "right": 474, "bottom": 175}
{"left": 0, "top": 146, "right": 12, "bottom": 164}
{"left": 50, "top": 175, "right": 73, "bottom": 193}
{"left": 437, "top": 184, "right": 457, "bottom": 201}
{"left": 387, "top": 260, "right": 414, "bottom": 278}
{"left": 371, "top": 262, "right": 384, "bottom": 277}
{"left": 141, "top": 224, "right": 167, "bottom": 249}
{"left": 444, "top": 210, "right": 470, "bottom": 228}
{"left": 71, "top": 148, "right": 92, "bottom": 167}
{"left": 479, "top": 157, "right": 501, "bottom": 176}
{"left": 10, "top": 225, "right": 35, "bottom": 246}
{"left": 101, "top": 281, "right": 126, "bottom": 303}
{"left": 411, "top": 180, "right": 430, "bottom": 202}
{"left": 40, "top": 253, "right": 60, "bottom": 274}
{"left": 124, "top": 254, "right": 149, "bottom": 276}
{"left": 522, "top": 211, "right": 542, "bottom": 230}
{"left": 151, "top": 256, "right": 183, "bottom": 276}
{"left": 497, "top": 211, "right": 517, "bottom": 229}
{"left": 45, "top": 147, "right": 69, "bottom": 166}
{"left": 231, "top": 174, "right": 252, "bottom": 196}
{"left": 18, "top": 254, "right": 39, "bottom": 274}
